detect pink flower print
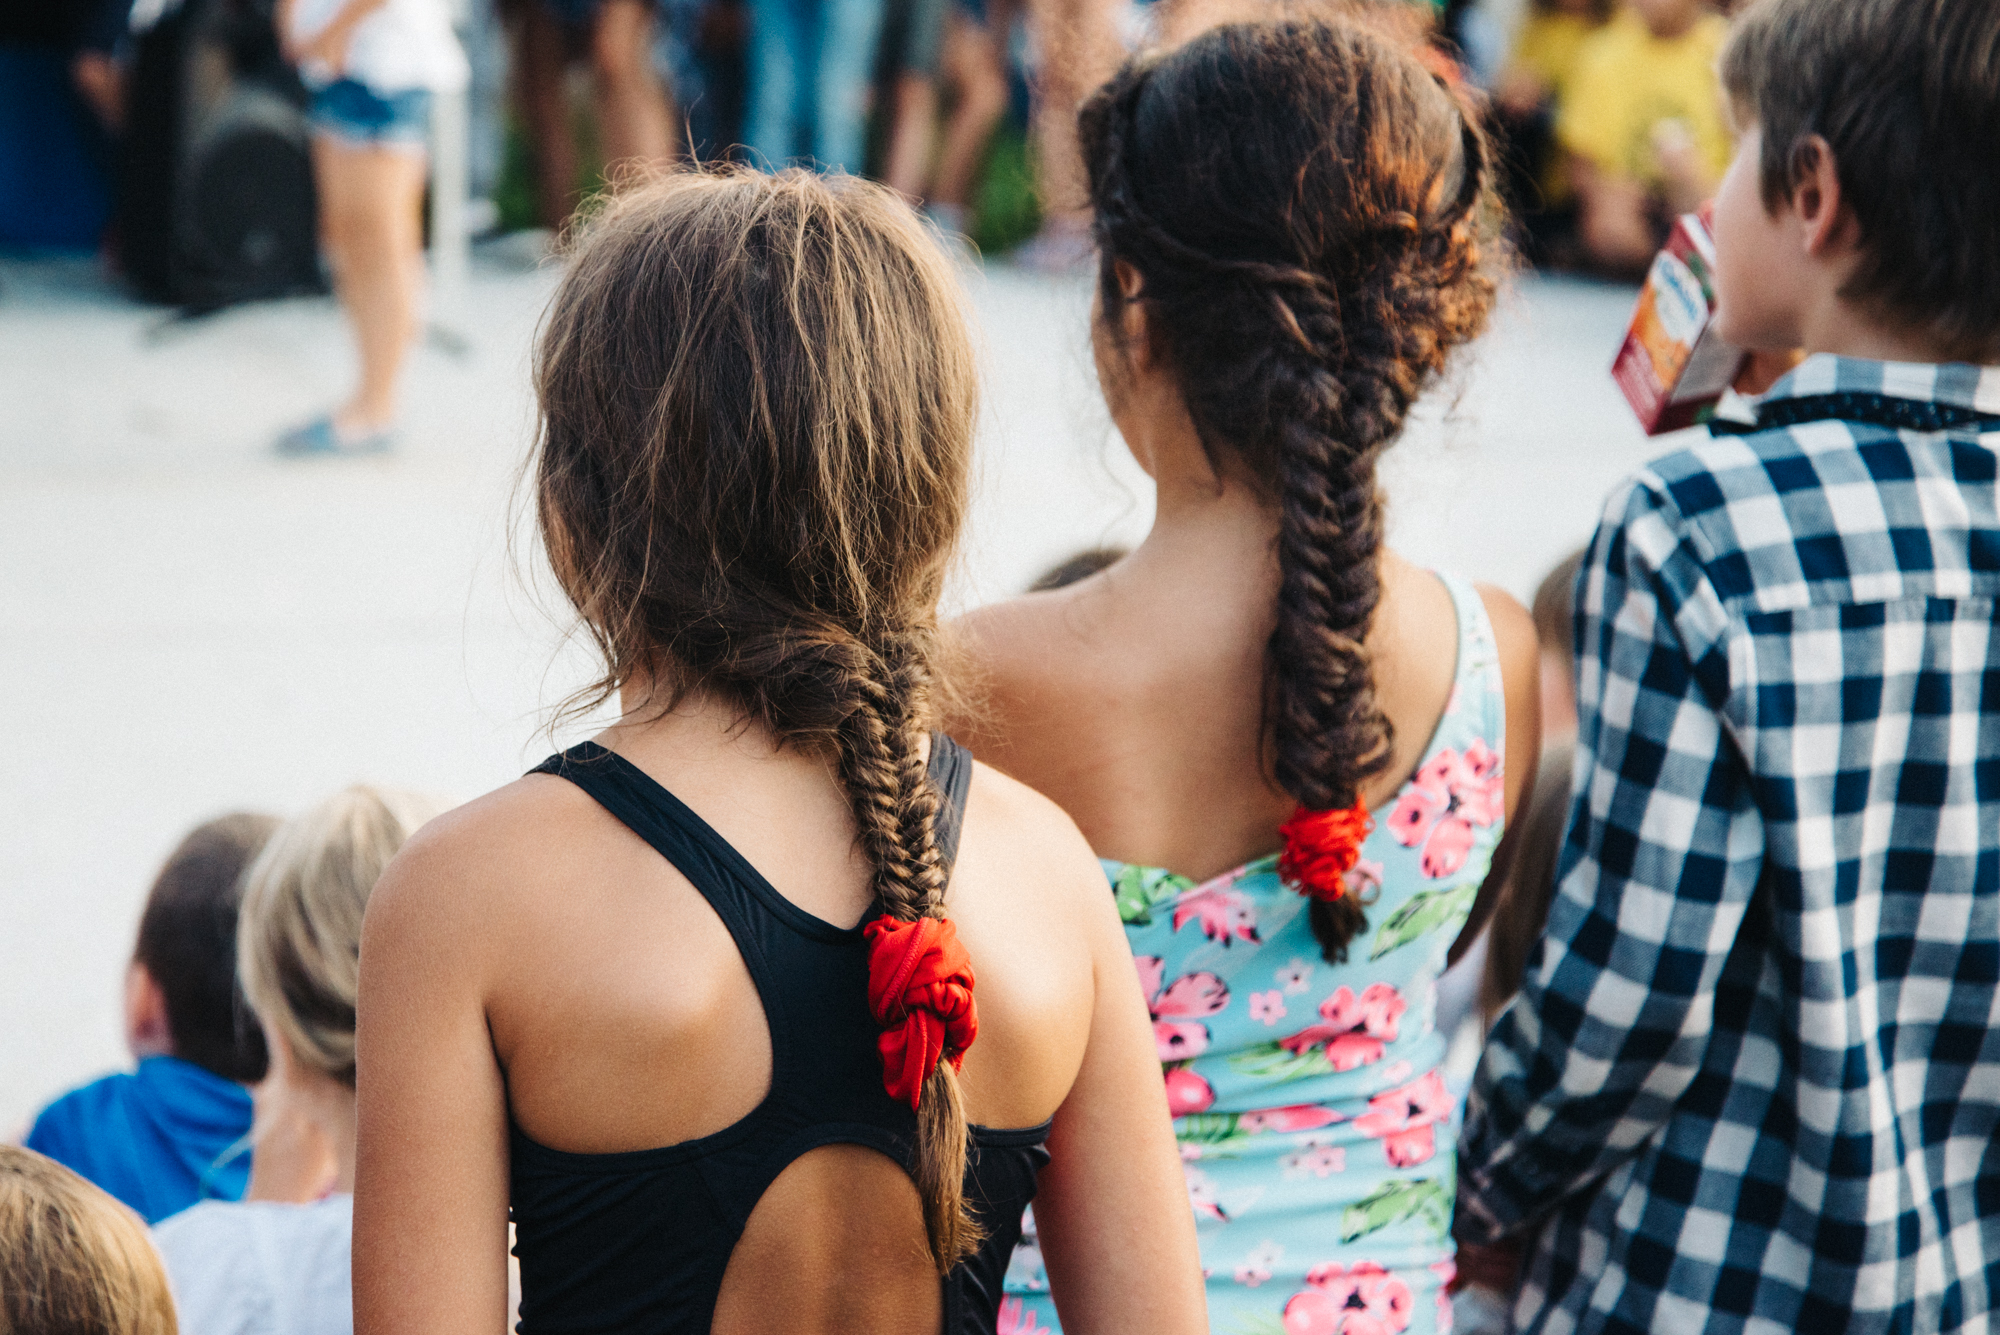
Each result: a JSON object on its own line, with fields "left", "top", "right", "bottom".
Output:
{"left": 1280, "top": 1139, "right": 1347, "bottom": 1179}
{"left": 1277, "top": 957, "right": 1315, "bottom": 995}
{"left": 1386, "top": 745, "right": 1503, "bottom": 879}
{"left": 1136, "top": 956, "right": 1229, "bottom": 1062}
{"left": 1430, "top": 1259, "right": 1457, "bottom": 1334}
{"left": 1279, "top": 983, "right": 1406, "bottom": 1071}
{"left": 996, "top": 1297, "right": 1052, "bottom": 1335}
{"left": 1343, "top": 859, "right": 1383, "bottom": 902}
{"left": 1353, "top": 1071, "right": 1451, "bottom": 1168}
{"left": 1284, "top": 1262, "right": 1415, "bottom": 1335}
{"left": 1172, "top": 882, "right": 1260, "bottom": 946}
{"left": 1185, "top": 1164, "right": 1228, "bottom": 1222}
{"left": 1236, "top": 1240, "right": 1285, "bottom": 1289}
{"left": 1237, "top": 1103, "right": 1342, "bottom": 1135}
{"left": 1250, "top": 989, "right": 1288, "bottom": 1026}
{"left": 1163, "top": 1063, "right": 1216, "bottom": 1117}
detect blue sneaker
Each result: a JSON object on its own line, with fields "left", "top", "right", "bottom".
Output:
{"left": 274, "top": 415, "right": 394, "bottom": 457}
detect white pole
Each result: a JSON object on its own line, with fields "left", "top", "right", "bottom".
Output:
{"left": 430, "top": 0, "right": 473, "bottom": 306}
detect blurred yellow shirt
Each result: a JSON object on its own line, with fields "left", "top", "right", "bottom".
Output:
{"left": 1557, "top": 10, "right": 1733, "bottom": 189}
{"left": 1511, "top": 11, "right": 1600, "bottom": 106}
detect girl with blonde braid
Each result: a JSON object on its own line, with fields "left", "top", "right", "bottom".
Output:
{"left": 954, "top": 19, "right": 1542, "bottom": 1333}
{"left": 351, "top": 168, "right": 1203, "bottom": 1335}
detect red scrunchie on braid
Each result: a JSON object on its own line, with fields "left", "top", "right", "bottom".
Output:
{"left": 1277, "top": 799, "right": 1374, "bottom": 902}
{"left": 863, "top": 915, "right": 978, "bottom": 1111}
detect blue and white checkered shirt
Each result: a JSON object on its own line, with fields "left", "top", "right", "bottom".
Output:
{"left": 1460, "top": 356, "right": 2000, "bottom": 1334}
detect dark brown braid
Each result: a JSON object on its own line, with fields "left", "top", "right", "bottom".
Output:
{"left": 532, "top": 167, "right": 984, "bottom": 1270}
{"left": 1081, "top": 20, "right": 1499, "bottom": 961}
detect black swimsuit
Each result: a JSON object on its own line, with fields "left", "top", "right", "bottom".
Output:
{"left": 509, "top": 737, "right": 1050, "bottom": 1335}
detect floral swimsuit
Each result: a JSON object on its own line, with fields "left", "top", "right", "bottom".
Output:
{"left": 1001, "top": 571, "right": 1507, "bottom": 1335}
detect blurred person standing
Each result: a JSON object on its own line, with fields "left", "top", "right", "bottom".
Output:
{"left": 24, "top": 815, "right": 278, "bottom": 1225}
{"left": 1557, "top": 0, "right": 1731, "bottom": 274}
{"left": 748, "top": 0, "right": 886, "bottom": 172}
{"left": 504, "top": 0, "right": 677, "bottom": 231}
{"left": 881, "top": 0, "right": 1016, "bottom": 238}
{"left": 878, "top": 0, "right": 950, "bottom": 200}
{"left": 273, "top": 0, "right": 468, "bottom": 456}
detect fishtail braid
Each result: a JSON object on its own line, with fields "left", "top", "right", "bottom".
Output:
{"left": 830, "top": 629, "right": 983, "bottom": 1271}
{"left": 1080, "top": 18, "right": 1499, "bottom": 960}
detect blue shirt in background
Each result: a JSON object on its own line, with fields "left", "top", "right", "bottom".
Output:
{"left": 25, "top": 1055, "right": 253, "bottom": 1223}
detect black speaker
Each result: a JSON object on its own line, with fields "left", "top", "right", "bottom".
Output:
{"left": 120, "top": 0, "right": 322, "bottom": 309}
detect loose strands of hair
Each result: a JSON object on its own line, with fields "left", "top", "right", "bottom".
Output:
{"left": 1081, "top": 20, "right": 1498, "bottom": 962}
{"left": 532, "top": 168, "right": 983, "bottom": 1272}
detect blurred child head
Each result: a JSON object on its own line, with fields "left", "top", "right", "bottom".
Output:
{"left": 1532, "top": 547, "right": 1586, "bottom": 740}
{"left": 1537, "top": 0, "right": 1613, "bottom": 19}
{"left": 1627, "top": 0, "right": 1707, "bottom": 38}
{"left": 1715, "top": 0, "right": 2000, "bottom": 363}
{"left": 128, "top": 814, "right": 282, "bottom": 1083}
{"left": 0, "top": 1145, "right": 177, "bottom": 1335}
{"left": 238, "top": 787, "right": 449, "bottom": 1091}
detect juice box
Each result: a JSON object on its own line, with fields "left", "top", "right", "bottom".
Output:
{"left": 1612, "top": 205, "right": 1748, "bottom": 435}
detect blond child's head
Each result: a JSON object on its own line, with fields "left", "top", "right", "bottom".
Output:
{"left": 1627, "top": 0, "right": 1707, "bottom": 38}
{"left": 237, "top": 786, "right": 451, "bottom": 1087}
{"left": 0, "top": 1146, "right": 177, "bottom": 1335}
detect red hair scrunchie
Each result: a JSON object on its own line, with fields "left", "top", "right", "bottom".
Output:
{"left": 863, "top": 915, "right": 978, "bottom": 1111}
{"left": 1277, "top": 800, "right": 1374, "bottom": 902}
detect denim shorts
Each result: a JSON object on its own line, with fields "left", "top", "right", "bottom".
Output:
{"left": 308, "top": 78, "right": 432, "bottom": 151}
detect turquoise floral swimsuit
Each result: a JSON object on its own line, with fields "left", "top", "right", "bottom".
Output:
{"left": 1000, "top": 572, "right": 1507, "bottom": 1335}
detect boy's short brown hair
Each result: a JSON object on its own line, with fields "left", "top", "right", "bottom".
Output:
{"left": 133, "top": 813, "right": 280, "bottom": 1084}
{"left": 1721, "top": 0, "right": 2000, "bottom": 362}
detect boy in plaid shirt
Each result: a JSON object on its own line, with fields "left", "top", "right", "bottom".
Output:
{"left": 1458, "top": 0, "right": 2000, "bottom": 1330}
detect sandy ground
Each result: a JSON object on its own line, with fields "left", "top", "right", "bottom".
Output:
{"left": 0, "top": 243, "right": 1679, "bottom": 1132}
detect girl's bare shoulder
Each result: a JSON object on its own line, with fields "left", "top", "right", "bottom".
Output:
{"left": 365, "top": 772, "right": 624, "bottom": 938}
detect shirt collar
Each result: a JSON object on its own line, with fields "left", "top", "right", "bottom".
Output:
{"left": 1758, "top": 354, "right": 2000, "bottom": 416}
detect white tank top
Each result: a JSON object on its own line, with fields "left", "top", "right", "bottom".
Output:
{"left": 287, "top": 0, "right": 468, "bottom": 96}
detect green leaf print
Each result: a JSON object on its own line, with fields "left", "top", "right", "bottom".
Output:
{"left": 1338, "top": 1178, "right": 1450, "bottom": 1243}
{"left": 1367, "top": 884, "right": 1478, "bottom": 960}
{"left": 1175, "top": 1113, "right": 1253, "bottom": 1158}
{"left": 1113, "top": 864, "right": 1194, "bottom": 925}
{"left": 1225, "top": 1316, "right": 1293, "bottom": 1335}
{"left": 1225, "top": 1040, "right": 1335, "bottom": 1082}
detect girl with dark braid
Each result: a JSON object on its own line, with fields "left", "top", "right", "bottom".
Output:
{"left": 347, "top": 168, "right": 1205, "bottom": 1335}
{"left": 951, "top": 19, "right": 1540, "bottom": 1333}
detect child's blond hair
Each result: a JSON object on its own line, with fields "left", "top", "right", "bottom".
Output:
{"left": 0, "top": 1145, "right": 178, "bottom": 1335}
{"left": 237, "top": 786, "right": 452, "bottom": 1086}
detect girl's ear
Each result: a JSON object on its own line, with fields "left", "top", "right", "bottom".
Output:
{"left": 1112, "top": 260, "right": 1155, "bottom": 369}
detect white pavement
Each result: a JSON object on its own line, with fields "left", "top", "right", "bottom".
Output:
{"left": 0, "top": 247, "right": 1677, "bottom": 1132}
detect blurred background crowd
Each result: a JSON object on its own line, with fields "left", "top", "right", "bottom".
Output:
{"left": 2, "top": 0, "right": 1741, "bottom": 278}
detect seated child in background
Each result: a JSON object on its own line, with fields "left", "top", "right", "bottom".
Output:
{"left": 154, "top": 786, "right": 448, "bottom": 1335}
{"left": 1479, "top": 548, "right": 1584, "bottom": 1032}
{"left": 1558, "top": 0, "right": 1732, "bottom": 274}
{"left": 26, "top": 813, "right": 279, "bottom": 1224}
{"left": 0, "top": 1144, "right": 178, "bottom": 1335}
{"left": 1492, "top": 0, "right": 1613, "bottom": 263}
